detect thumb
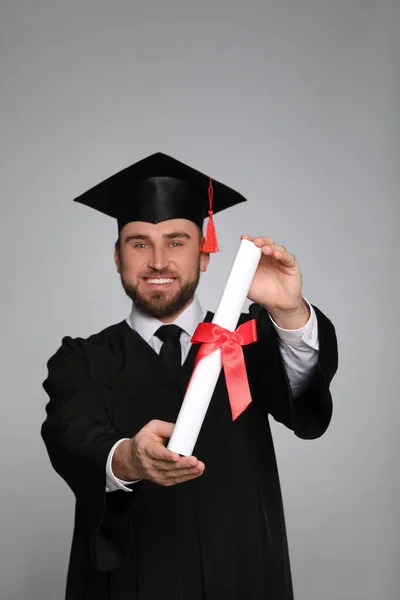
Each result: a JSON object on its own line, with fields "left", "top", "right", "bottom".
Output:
{"left": 145, "top": 419, "right": 175, "bottom": 441}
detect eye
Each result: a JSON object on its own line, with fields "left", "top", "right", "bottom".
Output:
{"left": 169, "top": 241, "right": 183, "bottom": 248}
{"left": 134, "top": 243, "right": 149, "bottom": 249}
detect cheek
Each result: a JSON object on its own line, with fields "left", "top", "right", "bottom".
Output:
{"left": 120, "top": 253, "right": 144, "bottom": 276}
{"left": 181, "top": 250, "right": 202, "bottom": 276}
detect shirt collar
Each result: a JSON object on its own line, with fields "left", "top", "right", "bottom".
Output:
{"left": 127, "top": 296, "right": 206, "bottom": 342}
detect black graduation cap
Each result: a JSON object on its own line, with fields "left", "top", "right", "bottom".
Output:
{"left": 73, "top": 152, "right": 247, "bottom": 252}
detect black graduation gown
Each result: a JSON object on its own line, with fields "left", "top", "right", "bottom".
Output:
{"left": 41, "top": 303, "right": 338, "bottom": 600}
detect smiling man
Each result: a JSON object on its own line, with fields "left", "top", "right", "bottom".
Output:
{"left": 117, "top": 220, "right": 208, "bottom": 322}
{"left": 41, "top": 152, "right": 338, "bottom": 600}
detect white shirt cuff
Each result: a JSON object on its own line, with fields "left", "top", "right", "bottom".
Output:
{"left": 268, "top": 298, "right": 319, "bottom": 351}
{"left": 105, "top": 438, "right": 141, "bottom": 493}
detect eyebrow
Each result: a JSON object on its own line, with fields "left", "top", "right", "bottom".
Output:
{"left": 124, "top": 231, "right": 191, "bottom": 244}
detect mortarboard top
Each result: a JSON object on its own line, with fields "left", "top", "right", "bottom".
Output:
{"left": 73, "top": 152, "right": 247, "bottom": 252}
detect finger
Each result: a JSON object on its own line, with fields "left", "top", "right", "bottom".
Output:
{"left": 152, "top": 456, "right": 201, "bottom": 472}
{"left": 276, "top": 252, "right": 296, "bottom": 267}
{"left": 146, "top": 441, "right": 180, "bottom": 462}
{"left": 164, "top": 463, "right": 205, "bottom": 480}
{"left": 162, "top": 467, "right": 205, "bottom": 486}
{"left": 261, "top": 243, "right": 285, "bottom": 255}
{"left": 262, "top": 245, "right": 296, "bottom": 266}
{"left": 241, "top": 234, "right": 275, "bottom": 246}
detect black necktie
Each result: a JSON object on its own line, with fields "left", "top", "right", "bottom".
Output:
{"left": 155, "top": 325, "right": 183, "bottom": 375}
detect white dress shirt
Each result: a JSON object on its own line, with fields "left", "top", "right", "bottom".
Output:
{"left": 105, "top": 296, "right": 319, "bottom": 492}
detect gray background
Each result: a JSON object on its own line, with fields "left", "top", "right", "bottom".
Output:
{"left": 1, "top": 1, "right": 398, "bottom": 599}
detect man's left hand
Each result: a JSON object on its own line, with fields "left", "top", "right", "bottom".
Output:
{"left": 242, "top": 235, "right": 310, "bottom": 329}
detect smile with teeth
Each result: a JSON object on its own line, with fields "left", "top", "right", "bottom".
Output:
{"left": 144, "top": 278, "right": 175, "bottom": 285}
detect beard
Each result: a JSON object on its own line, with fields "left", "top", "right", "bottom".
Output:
{"left": 120, "top": 263, "right": 201, "bottom": 320}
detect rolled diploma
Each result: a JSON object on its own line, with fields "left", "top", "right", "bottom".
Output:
{"left": 167, "top": 239, "right": 262, "bottom": 456}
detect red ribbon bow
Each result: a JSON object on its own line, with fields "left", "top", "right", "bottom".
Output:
{"left": 190, "top": 320, "right": 258, "bottom": 420}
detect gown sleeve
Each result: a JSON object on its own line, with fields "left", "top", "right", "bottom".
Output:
{"left": 249, "top": 303, "right": 339, "bottom": 439}
{"left": 41, "top": 335, "right": 137, "bottom": 572}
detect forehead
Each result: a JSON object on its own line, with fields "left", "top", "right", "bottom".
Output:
{"left": 120, "top": 218, "right": 199, "bottom": 239}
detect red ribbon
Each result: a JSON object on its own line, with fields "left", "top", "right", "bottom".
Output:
{"left": 190, "top": 320, "right": 258, "bottom": 420}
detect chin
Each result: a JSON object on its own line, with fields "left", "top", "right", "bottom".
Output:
{"left": 143, "top": 287, "right": 177, "bottom": 303}
{"left": 121, "top": 271, "right": 199, "bottom": 319}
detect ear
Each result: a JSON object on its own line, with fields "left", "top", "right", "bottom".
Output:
{"left": 199, "top": 250, "right": 210, "bottom": 273}
{"left": 114, "top": 241, "right": 121, "bottom": 273}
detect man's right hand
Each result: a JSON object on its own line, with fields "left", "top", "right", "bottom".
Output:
{"left": 112, "top": 420, "right": 205, "bottom": 486}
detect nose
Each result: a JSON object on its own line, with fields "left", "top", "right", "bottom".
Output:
{"left": 147, "top": 245, "right": 169, "bottom": 272}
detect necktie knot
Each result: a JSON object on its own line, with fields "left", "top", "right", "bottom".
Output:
{"left": 155, "top": 324, "right": 183, "bottom": 342}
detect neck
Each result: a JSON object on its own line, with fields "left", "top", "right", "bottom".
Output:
{"left": 159, "top": 295, "right": 195, "bottom": 323}
{"left": 132, "top": 295, "right": 196, "bottom": 324}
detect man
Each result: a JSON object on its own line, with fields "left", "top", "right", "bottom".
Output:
{"left": 41, "top": 152, "right": 338, "bottom": 600}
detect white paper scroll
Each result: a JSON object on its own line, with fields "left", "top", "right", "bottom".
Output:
{"left": 167, "top": 239, "right": 262, "bottom": 456}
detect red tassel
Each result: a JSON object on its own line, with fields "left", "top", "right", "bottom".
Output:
{"left": 200, "top": 178, "right": 219, "bottom": 253}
